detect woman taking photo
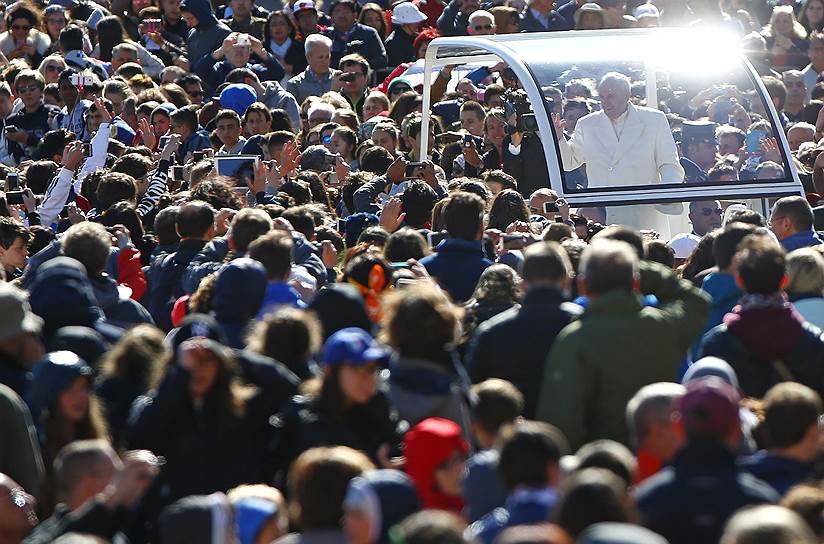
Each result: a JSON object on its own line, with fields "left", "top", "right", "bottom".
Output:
{"left": 0, "top": 2, "right": 51, "bottom": 68}
{"left": 264, "top": 10, "right": 306, "bottom": 78}
{"left": 464, "top": 107, "right": 507, "bottom": 177}
{"left": 270, "top": 327, "right": 405, "bottom": 483}
{"left": 92, "top": 15, "right": 165, "bottom": 80}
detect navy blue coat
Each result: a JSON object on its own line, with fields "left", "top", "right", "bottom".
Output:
{"left": 634, "top": 441, "right": 779, "bottom": 544}
{"left": 420, "top": 238, "right": 492, "bottom": 303}
{"left": 466, "top": 287, "right": 581, "bottom": 419}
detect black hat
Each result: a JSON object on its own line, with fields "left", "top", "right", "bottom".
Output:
{"left": 681, "top": 121, "right": 718, "bottom": 146}
{"left": 168, "top": 313, "right": 226, "bottom": 353}
{"left": 330, "top": 0, "right": 357, "bottom": 11}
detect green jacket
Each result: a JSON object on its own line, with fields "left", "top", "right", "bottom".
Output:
{"left": 536, "top": 262, "right": 711, "bottom": 449}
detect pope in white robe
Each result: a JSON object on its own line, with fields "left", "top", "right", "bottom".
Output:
{"left": 555, "top": 72, "right": 686, "bottom": 233}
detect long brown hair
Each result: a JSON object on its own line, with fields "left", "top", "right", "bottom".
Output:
{"left": 40, "top": 382, "right": 109, "bottom": 517}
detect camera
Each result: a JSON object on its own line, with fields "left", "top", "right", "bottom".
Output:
{"left": 346, "top": 40, "right": 364, "bottom": 53}
{"left": 405, "top": 161, "right": 426, "bottom": 177}
{"left": 236, "top": 34, "right": 251, "bottom": 47}
{"left": 6, "top": 172, "right": 19, "bottom": 191}
{"left": 70, "top": 73, "right": 95, "bottom": 88}
{"left": 340, "top": 72, "right": 358, "bottom": 83}
{"left": 193, "top": 151, "right": 205, "bottom": 162}
{"left": 6, "top": 190, "right": 24, "bottom": 205}
{"left": 501, "top": 88, "right": 538, "bottom": 134}
{"left": 323, "top": 153, "right": 337, "bottom": 167}
{"left": 145, "top": 18, "right": 161, "bottom": 33}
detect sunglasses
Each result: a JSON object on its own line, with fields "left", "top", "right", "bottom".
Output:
{"left": 391, "top": 86, "right": 411, "bottom": 95}
{"left": 46, "top": 17, "right": 65, "bottom": 24}
{"left": 473, "top": 24, "right": 493, "bottom": 30}
{"left": 699, "top": 207, "right": 723, "bottom": 216}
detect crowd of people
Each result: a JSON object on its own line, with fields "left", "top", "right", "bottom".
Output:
{"left": 2, "top": 0, "right": 824, "bottom": 541}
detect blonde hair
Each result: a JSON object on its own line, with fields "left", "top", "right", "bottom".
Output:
{"left": 786, "top": 247, "right": 824, "bottom": 296}
{"left": 764, "top": 5, "right": 808, "bottom": 40}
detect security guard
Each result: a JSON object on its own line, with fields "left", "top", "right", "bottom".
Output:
{"left": 680, "top": 121, "right": 719, "bottom": 183}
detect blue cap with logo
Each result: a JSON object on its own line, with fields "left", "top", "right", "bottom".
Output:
{"left": 322, "top": 327, "right": 390, "bottom": 367}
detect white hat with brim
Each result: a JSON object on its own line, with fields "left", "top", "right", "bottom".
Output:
{"left": 391, "top": 2, "right": 428, "bottom": 24}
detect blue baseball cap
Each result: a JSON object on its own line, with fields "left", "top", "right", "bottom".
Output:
{"left": 322, "top": 327, "right": 390, "bottom": 367}
{"left": 219, "top": 84, "right": 258, "bottom": 116}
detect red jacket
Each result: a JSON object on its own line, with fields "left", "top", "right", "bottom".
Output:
{"left": 117, "top": 246, "right": 146, "bottom": 301}
{"left": 404, "top": 417, "right": 468, "bottom": 513}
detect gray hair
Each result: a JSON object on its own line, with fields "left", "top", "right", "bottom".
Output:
{"left": 625, "top": 382, "right": 686, "bottom": 446}
{"left": 469, "top": 9, "right": 494, "bottom": 24}
{"left": 307, "top": 101, "right": 335, "bottom": 121}
{"left": 598, "top": 71, "right": 631, "bottom": 94}
{"left": 112, "top": 42, "right": 138, "bottom": 58}
{"left": 305, "top": 33, "right": 332, "bottom": 57}
{"left": 721, "top": 505, "right": 816, "bottom": 544}
{"left": 579, "top": 239, "right": 638, "bottom": 295}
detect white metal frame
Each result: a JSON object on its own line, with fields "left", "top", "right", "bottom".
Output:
{"left": 419, "top": 29, "right": 804, "bottom": 206}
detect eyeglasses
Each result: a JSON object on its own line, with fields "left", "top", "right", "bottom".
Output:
{"left": 699, "top": 207, "right": 723, "bottom": 216}
{"left": 17, "top": 85, "right": 39, "bottom": 93}
{"left": 473, "top": 24, "right": 493, "bottom": 30}
{"left": 12, "top": 24, "right": 31, "bottom": 31}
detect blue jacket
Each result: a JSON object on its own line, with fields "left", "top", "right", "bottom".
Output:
{"left": 634, "top": 440, "right": 779, "bottom": 544}
{"left": 182, "top": 0, "right": 231, "bottom": 64}
{"left": 177, "top": 128, "right": 212, "bottom": 163}
{"left": 420, "top": 238, "right": 492, "bottom": 303}
{"left": 698, "top": 305, "right": 824, "bottom": 399}
{"left": 467, "top": 488, "right": 558, "bottom": 544}
{"left": 195, "top": 55, "right": 285, "bottom": 94}
{"left": 692, "top": 271, "right": 742, "bottom": 357}
{"left": 211, "top": 258, "right": 268, "bottom": 349}
{"left": 464, "top": 449, "right": 508, "bottom": 523}
{"left": 781, "top": 229, "right": 823, "bottom": 251}
{"left": 257, "top": 282, "right": 306, "bottom": 319}
{"left": 144, "top": 239, "right": 208, "bottom": 331}
{"left": 466, "top": 287, "right": 581, "bottom": 419}
{"left": 738, "top": 451, "right": 813, "bottom": 496}
{"left": 322, "top": 23, "right": 387, "bottom": 70}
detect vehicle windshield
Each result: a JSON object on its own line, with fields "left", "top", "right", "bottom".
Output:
{"left": 486, "top": 30, "right": 794, "bottom": 192}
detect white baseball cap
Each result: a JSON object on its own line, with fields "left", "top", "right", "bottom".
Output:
{"left": 391, "top": 2, "right": 427, "bottom": 24}
{"left": 668, "top": 232, "right": 701, "bottom": 260}
{"left": 293, "top": 0, "right": 317, "bottom": 14}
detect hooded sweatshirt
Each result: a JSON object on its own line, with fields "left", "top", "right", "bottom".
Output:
{"left": 344, "top": 469, "right": 420, "bottom": 544}
{"left": 27, "top": 257, "right": 116, "bottom": 341}
{"left": 158, "top": 492, "right": 234, "bottom": 544}
{"left": 25, "top": 351, "right": 93, "bottom": 438}
{"left": 403, "top": 417, "right": 468, "bottom": 513}
{"left": 181, "top": 0, "right": 231, "bottom": 69}
{"left": 211, "top": 258, "right": 268, "bottom": 349}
